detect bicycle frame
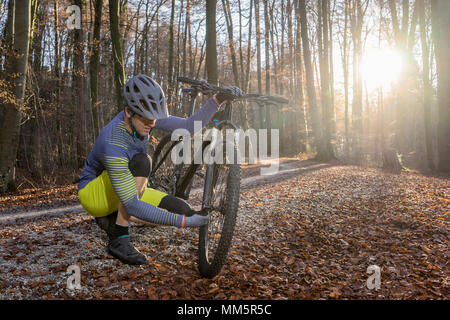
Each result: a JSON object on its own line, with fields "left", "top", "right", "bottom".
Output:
{"left": 155, "top": 88, "right": 284, "bottom": 200}
{"left": 170, "top": 92, "right": 240, "bottom": 201}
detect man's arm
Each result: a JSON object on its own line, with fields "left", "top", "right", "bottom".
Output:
{"left": 154, "top": 97, "right": 220, "bottom": 134}
{"left": 103, "top": 146, "right": 186, "bottom": 227}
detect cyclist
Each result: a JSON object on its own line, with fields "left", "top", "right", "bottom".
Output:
{"left": 78, "top": 74, "right": 242, "bottom": 265}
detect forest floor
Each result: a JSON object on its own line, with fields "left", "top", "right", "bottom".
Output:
{"left": 0, "top": 158, "right": 448, "bottom": 300}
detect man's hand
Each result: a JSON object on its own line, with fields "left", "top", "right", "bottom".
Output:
{"left": 184, "top": 212, "right": 210, "bottom": 227}
{"left": 214, "top": 86, "right": 243, "bottom": 104}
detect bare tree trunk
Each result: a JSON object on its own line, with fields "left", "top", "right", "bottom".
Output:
{"left": 31, "top": 0, "right": 42, "bottom": 78}
{"left": 350, "top": 0, "right": 363, "bottom": 163}
{"left": 0, "top": 0, "right": 31, "bottom": 192}
{"left": 222, "top": 0, "right": 240, "bottom": 87}
{"left": 90, "top": 0, "right": 103, "bottom": 138}
{"left": 263, "top": 0, "right": 272, "bottom": 154}
{"left": 295, "top": 0, "right": 307, "bottom": 152}
{"left": 269, "top": 0, "right": 283, "bottom": 152}
{"left": 328, "top": 0, "right": 336, "bottom": 136}
{"left": 222, "top": 0, "right": 248, "bottom": 129}
{"left": 206, "top": 0, "right": 218, "bottom": 84}
{"left": 298, "top": 0, "right": 330, "bottom": 160}
{"left": 182, "top": 0, "right": 189, "bottom": 77}
{"left": 263, "top": 0, "right": 270, "bottom": 95}
{"left": 319, "top": 0, "right": 335, "bottom": 158}
{"left": 431, "top": 0, "right": 450, "bottom": 172}
{"left": 167, "top": 0, "right": 176, "bottom": 109}
{"left": 343, "top": 0, "right": 350, "bottom": 157}
{"left": 72, "top": 0, "right": 86, "bottom": 168}
{"left": 244, "top": 0, "right": 253, "bottom": 93}
{"left": 389, "top": 0, "right": 413, "bottom": 153}
{"left": 109, "top": 0, "right": 125, "bottom": 111}
{"left": 254, "top": 0, "right": 263, "bottom": 128}
{"left": 269, "top": 0, "right": 279, "bottom": 95}
{"left": 156, "top": 11, "right": 160, "bottom": 81}
{"left": 418, "top": 0, "right": 434, "bottom": 171}
{"left": 53, "top": 0, "right": 63, "bottom": 164}
{"left": 237, "top": 0, "right": 244, "bottom": 88}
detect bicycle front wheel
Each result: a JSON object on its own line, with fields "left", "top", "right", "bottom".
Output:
{"left": 198, "top": 149, "right": 241, "bottom": 278}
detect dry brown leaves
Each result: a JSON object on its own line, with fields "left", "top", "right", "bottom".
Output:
{"left": 0, "top": 162, "right": 448, "bottom": 300}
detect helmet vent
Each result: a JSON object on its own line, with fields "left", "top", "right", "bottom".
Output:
{"left": 133, "top": 84, "right": 139, "bottom": 93}
{"left": 140, "top": 99, "right": 150, "bottom": 111}
{"left": 140, "top": 77, "right": 150, "bottom": 86}
{"left": 151, "top": 102, "right": 157, "bottom": 111}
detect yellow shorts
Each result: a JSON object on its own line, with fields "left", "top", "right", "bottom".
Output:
{"left": 78, "top": 170, "right": 167, "bottom": 218}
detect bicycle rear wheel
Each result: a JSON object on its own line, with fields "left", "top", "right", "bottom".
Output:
{"left": 149, "top": 133, "right": 184, "bottom": 195}
{"left": 198, "top": 144, "right": 241, "bottom": 278}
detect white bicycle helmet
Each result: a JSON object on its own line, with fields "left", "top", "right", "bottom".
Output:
{"left": 122, "top": 74, "right": 168, "bottom": 119}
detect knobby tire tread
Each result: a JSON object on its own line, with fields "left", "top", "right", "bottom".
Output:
{"left": 198, "top": 159, "right": 241, "bottom": 278}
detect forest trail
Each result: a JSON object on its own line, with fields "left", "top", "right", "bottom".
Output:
{"left": 0, "top": 159, "right": 448, "bottom": 299}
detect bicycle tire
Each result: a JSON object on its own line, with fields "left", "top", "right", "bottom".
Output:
{"left": 198, "top": 142, "right": 241, "bottom": 278}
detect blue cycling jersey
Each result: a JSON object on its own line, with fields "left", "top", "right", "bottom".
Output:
{"left": 78, "top": 97, "right": 219, "bottom": 227}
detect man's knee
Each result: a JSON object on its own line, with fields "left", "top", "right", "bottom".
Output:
{"left": 129, "top": 153, "right": 152, "bottom": 178}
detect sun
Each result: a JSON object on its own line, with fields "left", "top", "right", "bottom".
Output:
{"left": 361, "top": 48, "right": 403, "bottom": 90}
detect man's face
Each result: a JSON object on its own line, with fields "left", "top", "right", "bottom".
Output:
{"left": 133, "top": 113, "right": 156, "bottom": 135}
{"left": 125, "top": 107, "right": 156, "bottom": 136}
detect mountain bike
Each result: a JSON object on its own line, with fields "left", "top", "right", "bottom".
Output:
{"left": 149, "top": 77, "right": 289, "bottom": 278}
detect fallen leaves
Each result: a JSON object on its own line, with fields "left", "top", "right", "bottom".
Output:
{"left": 0, "top": 185, "right": 79, "bottom": 213}
{"left": 0, "top": 161, "right": 448, "bottom": 300}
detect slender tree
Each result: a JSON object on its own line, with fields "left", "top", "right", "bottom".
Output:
{"left": 53, "top": 0, "right": 63, "bottom": 163}
{"left": 90, "top": 0, "right": 103, "bottom": 137}
{"left": 167, "top": 0, "right": 176, "bottom": 108}
{"left": 298, "top": 0, "right": 331, "bottom": 160}
{"left": 222, "top": 0, "right": 240, "bottom": 87}
{"left": 263, "top": 0, "right": 272, "bottom": 145}
{"left": 72, "top": 0, "right": 86, "bottom": 168}
{"left": 0, "top": 0, "right": 31, "bottom": 192}
{"left": 254, "top": 0, "right": 264, "bottom": 128}
{"left": 318, "top": 0, "right": 335, "bottom": 158}
{"left": 338, "top": 0, "right": 351, "bottom": 157}
{"left": 418, "top": 0, "right": 434, "bottom": 171}
{"left": 244, "top": 0, "right": 253, "bottom": 92}
{"left": 294, "top": 0, "right": 307, "bottom": 152}
{"left": 109, "top": 0, "right": 125, "bottom": 111}
{"left": 205, "top": 0, "right": 218, "bottom": 84}
{"left": 431, "top": 0, "right": 450, "bottom": 172}
{"left": 350, "top": 0, "right": 364, "bottom": 162}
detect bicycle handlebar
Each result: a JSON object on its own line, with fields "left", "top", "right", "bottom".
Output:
{"left": 177, "top": 76, "right": 289, "bottom": 105}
